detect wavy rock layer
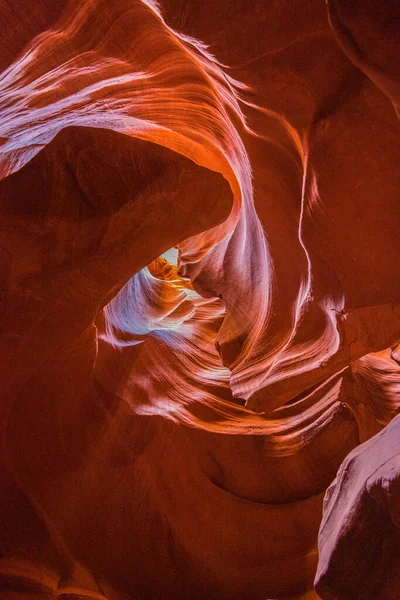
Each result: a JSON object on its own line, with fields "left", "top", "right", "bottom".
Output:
{"left": 0, "top": 1, "right": 399, "bottom": 599}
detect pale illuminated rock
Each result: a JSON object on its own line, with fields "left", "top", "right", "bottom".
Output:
{"left": 0, "top": 1, "right": 399, "bottom": 599}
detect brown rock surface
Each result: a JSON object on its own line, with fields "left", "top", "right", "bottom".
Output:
{"left": 315, "top": 414, "right": 400, "bottom": 600}
{"left": 0, "top": 1, "right": 399, "bottom": 599}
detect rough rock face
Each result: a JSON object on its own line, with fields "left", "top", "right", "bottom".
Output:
{"left": 0, "top": 1, "right": 399, "bottom": 599}
{"left": 315, "top": 414, "right": 400, "bottom": 600}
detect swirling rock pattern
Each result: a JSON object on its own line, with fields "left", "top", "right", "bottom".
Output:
{"left": 0, "top": 1, "right": 399, "bottom": 599}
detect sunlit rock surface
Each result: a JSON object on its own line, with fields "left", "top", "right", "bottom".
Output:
{"left": 315, "top": 414, "right": 400, "bottom": 600}
{"left": 0, "top": 1, "right": 399, "bottom": 599}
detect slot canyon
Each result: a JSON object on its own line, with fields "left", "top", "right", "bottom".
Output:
{"left": 0, "top": 1, "right": 400, "bottom": 598}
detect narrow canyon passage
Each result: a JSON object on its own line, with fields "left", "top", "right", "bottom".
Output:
{"left": 1, "top": 1, "right": 400, "bottom": 599}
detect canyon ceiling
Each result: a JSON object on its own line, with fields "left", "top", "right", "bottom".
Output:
{"left": 1, "top": 1, "right": 400, "bottom": 599}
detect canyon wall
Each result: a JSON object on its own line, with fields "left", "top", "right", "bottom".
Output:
{"left": 1, "top": 1, "right": 399, "bottom": 598}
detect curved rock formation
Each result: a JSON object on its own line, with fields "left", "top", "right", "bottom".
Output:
{"left": 315, "top": 414, "right": 400, "bottom": 600}
{"left": 0, "top": 1, "right": 399, "bottom": 599}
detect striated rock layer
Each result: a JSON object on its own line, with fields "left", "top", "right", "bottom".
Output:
{"left": 0, "top": 1, "right": 399, "bottom": 599}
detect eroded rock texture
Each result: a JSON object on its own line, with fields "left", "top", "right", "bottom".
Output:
{"left": 0, "top": 1, "right": 399, "bottom": 599}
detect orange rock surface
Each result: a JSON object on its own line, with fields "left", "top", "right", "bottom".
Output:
{"left": 0, "top": 1, "right": 399, "bottom": 599}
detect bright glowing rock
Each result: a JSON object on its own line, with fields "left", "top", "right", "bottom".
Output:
{"left": 0, "top": 1, "right": 399, "bottom": 599}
